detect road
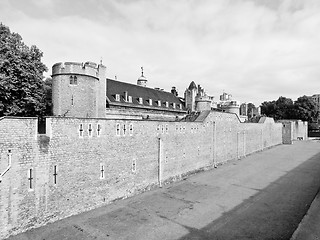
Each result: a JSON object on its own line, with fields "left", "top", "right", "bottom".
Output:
{"left": 8, "top": 140, "right": 320, "bottom": 240}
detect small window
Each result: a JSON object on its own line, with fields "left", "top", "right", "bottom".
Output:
{"left": 100, "top": 163, "right": 105, "bottom": 179}
{"left": 139, "top": 97, "right": 143, "bottom": 104}
{"left": 79, "top": 124, "right": 84, "bottom": 138}
{"left": 88, "top": 123, "right": 93, "bottom": 137}
{"left": 132, "top": 159, "right": 136, "bottom": 173}
{"left": 165, "top": 102, "right": 169, "bottom": 108}
{"left": 97, "top": 124, "right": 101, "bottom": 137}
{"left": 149, "top": 99, "right": 153, "bottom": 106}
{"left": 157, "top": 100, "right": 161, "bottom": 107}
{"left": 129, "top": 123, "right": 133, "bottom": 136}
{"left": 165, "top": 124, "right": 168, "bottom": 133}
{"left": 123, "top": 124, "right": 127, "bottom": 135}
{"left": 173, "top": 103, "right": 176, "bottom": 109}
{"left": 28, "top": 168, "right": 34, "bottom": 190}
{"left": 179, "top": 104, "right": 182, "bottom": 109}
{"left": 115, "top": 94, "right": 120, "bottom": 102}
{"left": 53, "top": 165, "right": 58, "bottom": 185}
{"left": 161, "top": 125, "right": 164, "bottom": 134}
{"left": 157, "top": 125, "right": 160, "bottom": 131}
{"left": 128, "top": 96, "right": 132, "bottom": 103}
{"left": 116, "top": 123, "right": 120, "bottom": 136}
{"left": 70, "top": 76, "right": 77, "bottom": 85}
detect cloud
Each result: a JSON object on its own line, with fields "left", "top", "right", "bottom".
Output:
{"left": 1, "top": 0, "right": 320, "bottom": 105}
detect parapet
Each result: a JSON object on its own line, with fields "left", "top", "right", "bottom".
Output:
{"left": 52, "top": 61, "right": 106, "bottom": 79}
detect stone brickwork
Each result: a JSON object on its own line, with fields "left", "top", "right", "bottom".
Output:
{"left": 0, "top": 112, "right": 301, "bottom": 239}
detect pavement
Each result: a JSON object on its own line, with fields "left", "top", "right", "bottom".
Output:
{"left": 7, "top": 140, "right": 320, "bottom": 240}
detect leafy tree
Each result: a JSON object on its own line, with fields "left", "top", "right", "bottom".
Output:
{"left": 0, "top": 23, "right": 48, "bottom": 117}
{"left": 261, "top": 95, "right": 319, "bottom": 126}
{"left": 43, "top": 77, "right": 52, "bottom": 116}
{"left": 292, "top": 96, "right": 318, "bottom": 123}
{"left": 261, "top": 96, "right": 294, "bottom": 120}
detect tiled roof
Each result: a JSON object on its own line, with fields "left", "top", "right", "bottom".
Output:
{"left": 106, "top": 79, "right": 186, "bottom": 112}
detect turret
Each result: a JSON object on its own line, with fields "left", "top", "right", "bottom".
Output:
{"left": 137, "top": 67, "right": 148, "bottom": 87}
{"left": 52, "top": 61, "right": 107, "bottom": 118}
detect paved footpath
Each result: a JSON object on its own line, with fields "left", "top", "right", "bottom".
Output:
{"left": 8, "top": 140, "right": 320, "bottom": 240}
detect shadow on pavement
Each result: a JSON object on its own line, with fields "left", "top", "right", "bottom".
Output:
{"left": 178, "top": 152, "right": 320, "bottom": 240}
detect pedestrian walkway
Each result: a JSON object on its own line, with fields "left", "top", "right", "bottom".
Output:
{"left": 7, "top": 140, "right": 320, "bottom": 240}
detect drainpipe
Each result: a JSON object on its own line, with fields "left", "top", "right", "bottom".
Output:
{"left": 237, "top": 132, "right": 240, "bottom": 159}
{"left": 158, "top": 137, "right": 162, "bottom": 187}
{"left": 243, "top": 130, "right": 246, "bottom": 157}
{"left": 0, "top": 150, "right": 12, "bottom": 183}
{"left": 213, "top": 121, "right": 217, "bottom": 167}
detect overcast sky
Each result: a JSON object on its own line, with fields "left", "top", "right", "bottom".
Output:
{"left": 1, "top": 0, "right": 320, "bottom": 105}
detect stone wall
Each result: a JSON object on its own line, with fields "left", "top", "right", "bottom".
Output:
{"left": 0, "top": 112, "right": 288, "bottom": 238}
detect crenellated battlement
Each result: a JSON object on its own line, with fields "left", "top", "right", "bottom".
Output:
{"left": 52, "top": 61, "right": 106, "bottom": 79}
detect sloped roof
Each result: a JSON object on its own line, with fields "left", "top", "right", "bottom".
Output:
{"left": 188, "top": 81, "right": 197, "bottom": 90}
{"left": 106, "top": 79, "right": 186, "bottom": 112}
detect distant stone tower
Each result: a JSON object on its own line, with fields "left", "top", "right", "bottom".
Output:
{"left": 52, "top": 61, "right": 107, "bottom": 118}
{"left": 137, "top": 67, "right": 148, "bottom": 87}
{"left": 184, "top": 81, "right": 197, "bottom": 111}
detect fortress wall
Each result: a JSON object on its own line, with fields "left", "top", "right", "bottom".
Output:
{"left": 0, "top": 113, "right": 285, "bottom": 238}
{"left": 0, "top": 117, "right": 39, "bottom": 239}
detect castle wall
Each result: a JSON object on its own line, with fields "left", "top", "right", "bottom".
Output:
{"left": 0, "top": 112, "right": 289, "bottom": 238}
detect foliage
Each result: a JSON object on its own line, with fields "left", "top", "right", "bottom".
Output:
{"left": 261, "top": 95, "right": 318, "bottom": 124}
{"left": 0, "top": 23, "right": 48, "bottom": 117}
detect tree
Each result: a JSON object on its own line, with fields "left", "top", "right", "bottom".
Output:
{"left": 292, "top": 96, "right": 318, "bottom": 123}
{"left": 261, "top": 95, "right": 319, "bottom": 127}
{"left": 261, "top": 96, "right": 294, "bottom": 120}
{"left": 0, "top": 23, "right": 48, "bottom": 117}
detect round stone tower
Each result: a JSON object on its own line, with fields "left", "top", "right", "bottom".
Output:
{"left": 52, "top": 61, "right": 106, "bottom": 118}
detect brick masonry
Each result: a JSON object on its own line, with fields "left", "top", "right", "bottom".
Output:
{"left": 0, "top": 112, "right": 307, "bottom": 239}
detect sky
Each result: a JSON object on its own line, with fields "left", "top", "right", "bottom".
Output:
{"left": 1, "top": 0, "right": 320, "bottom": 106}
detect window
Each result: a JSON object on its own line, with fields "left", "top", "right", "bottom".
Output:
{"left": 129, "top": 123, "right": 133, "bottom": 136}
{"left": 165, "top": 124, "right": 168, "bottom": 133}
{"left": 88, "top": 123, "right": 93, "bottom": 137}
{"left": 161, "top": 125, "right": 164, "bottom": 134}
{"left": 139, "top": 97, "right": 143, "bottom": 104}
{"left": 173, "top": 103, "right": 176, "bottom": 109}
{"left": 100, "top": 163, "right": 105, "bottom": 179}
{"left": 165, "top": 101, "right": 169, "bottom": 108}
{"left": 53, "top": 165, "right": 58, "bottom": 185}
{"left": 28, "top": 168, "right": 33, "bottom": 190}
{"left": 70, "top": 76, "right": 77, "bottom": 85}
{"left": 115, "top": 94, "right": 120, "bottom": 102}
{"left": 132, "top": 159, "right": 136, "bottom": 173}
{"left": 128, "top": 96, "right": 132, "bottom": 103}
{"left": 179, "top": 104, "right": 182, "bottom": 109}
{"left": 157, "top": 100, "right": 161, "bottom": 107}
{"left": 149, "top": 99, "right": 153, "bottom": 106}
{"left": 116, "top": 123, "right": 120, "bottom": 136}
{"left": 123, "top": 124, "right": 127, "bottom": 135}
{"left": 79, "top": 124, "right": 84, "bottom": 137}
{"left": 97, "top": 124, "right": 101, "bottom": 137}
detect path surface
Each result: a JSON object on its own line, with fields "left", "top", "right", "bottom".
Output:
{"left": 7, "top": 140, "right": 320, "bottom": 240}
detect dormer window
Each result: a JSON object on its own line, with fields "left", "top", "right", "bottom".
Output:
{"left": 179, "top": 104, "right": 182, "bottom": 109}
{"left": 149, "top": 99, "right": 153, "bottom": 106}
{"left": 70, "top": 76, "right": 77, "bottom": 85}
{"left": 115, "top": 94, "right": 120, "bottom": 102}
{"left": 138, "top": 97, "right": 143, "bottom": 104}
{"left": 128, "top": 96, "right": 132, "bottom": 103}
{"left": 173, "top": 103, "right": 176, "bottom": 109}
{"left": 157, "top": 100, "right": 161, "bottom": 107}
{"left": 165, "top": 101, "right": 169, "bottom": 108}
